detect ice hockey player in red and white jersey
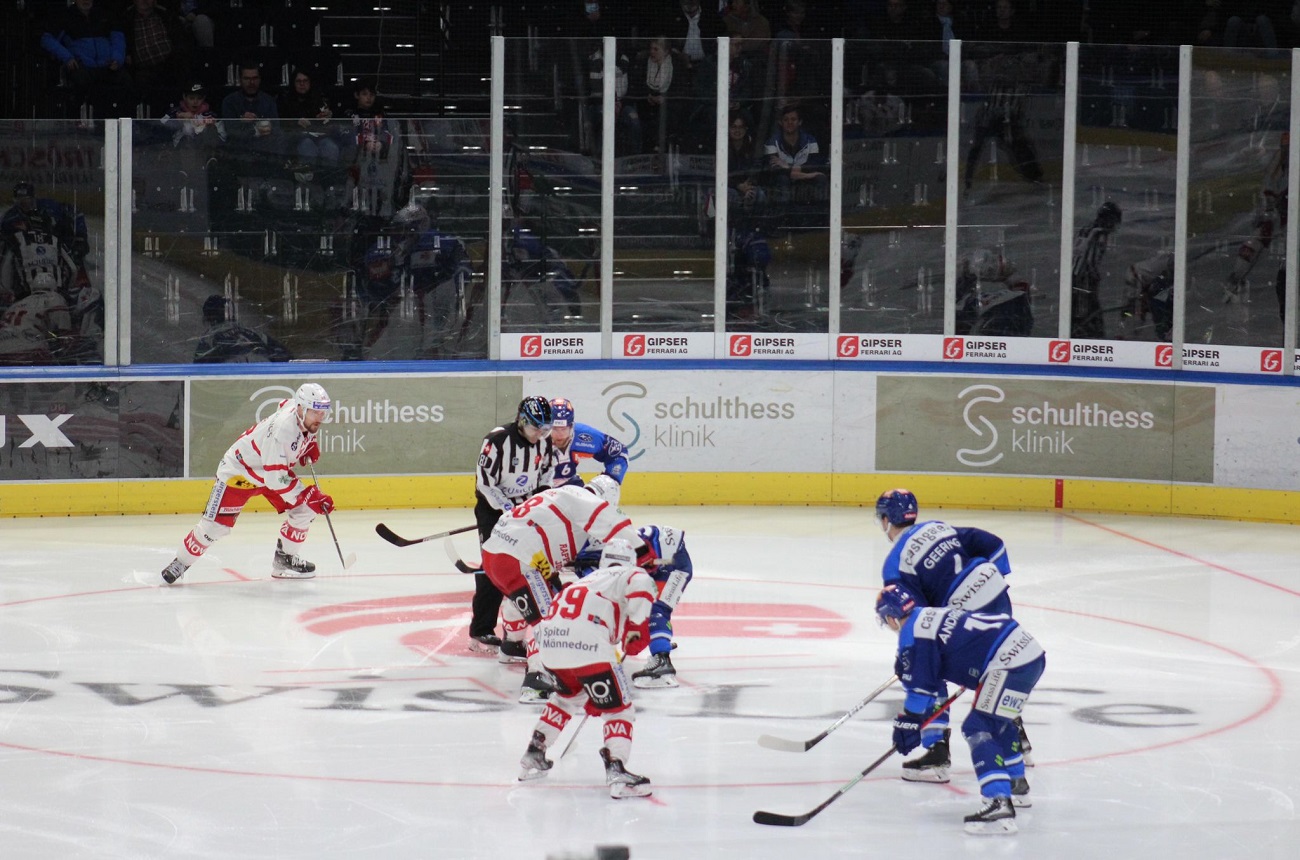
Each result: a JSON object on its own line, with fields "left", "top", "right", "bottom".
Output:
{"left": 518, "top": 539, "right": 658, "bottom": 798}
{"left": 160, "top": 383, "right": 335, "bottom": 584}
{"left": 481, "top": 475, "right": 653, "bottom": 703}
{"left": 0, "top": 272, "right": 73, "bottom": 366}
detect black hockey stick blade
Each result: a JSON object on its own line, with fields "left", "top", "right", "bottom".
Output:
{"left": 375, "top": 522, "right": 476, "bottom": 548}
{"left": 443, "top": 535, "right": 484, "bottom": 574}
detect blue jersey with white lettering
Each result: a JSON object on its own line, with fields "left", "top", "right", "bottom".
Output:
{"left": 553, "top": 421, "right": 629, "bottom": 487}
{"left": 896, "top": 607, "right": 1043, "bottom": 714}
{"left": 882, "top": 520, "right": 1012, "bottom": 612}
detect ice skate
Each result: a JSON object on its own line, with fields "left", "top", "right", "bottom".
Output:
{"left": 468, "top": 633, "right": 501, "bottom": 654}
{"left": 518, "top": 670, "right": 556, "bottom": 704}
{"left": 631, "top": 652, "right": 678, "bottom": 688}
{"left": 1011, "top": 776, "right": 1031, "bottom": 808}
{"left": 518, "top": 730, "right": 553, "bottom": 781}
{"left": 271, "top": 540, "right": 316, "bottom": 579}
{"left": 498, "top": 638, "right": 527, "bottom": 664}
{"left": 601, "top": 748, "right": 652, "bottom": 799}
{"left": 1015, "top": 716, "right": 1034, "bottom": 767}
{"left": 901, "top": 730, "right": 951, "bottom": 783}
{"left": 161, "top": 558, "right": 189, "bottom": 585}
{"left": 963, "top": 795, "right": 1017, "bottom": 835}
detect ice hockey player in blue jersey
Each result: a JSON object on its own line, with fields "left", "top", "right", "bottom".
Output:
{"left": 570, "top": 503, "right": 691, "bottom": 689}
{"left": 875, "top": 487, "right": 1033, "bottom": 781}
{"left": 876, "top": 584, "right": 1045, "bottom": 835}
{"left": 549, "top": 398, "right": 630, "bottom": 489}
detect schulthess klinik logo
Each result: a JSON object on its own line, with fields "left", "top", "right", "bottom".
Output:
{"left": 836, "top": 335, "right": 859, "bottom": 358}
{"left": 1155, "top": 344, "right": 1174, "bottom": 368}
{"left": 1261, "top": 349, "right": 1283, "bottom": 373}
{"left": 602, "top": 380, "right": 647, "bottom": 462}
{"left": 943, "top": 337, "right": 965, "bottom": 360}
{"left": 956, "top": 384, "right": 1005, "bottom": 468}
{"left": 1048, "top": 340, "right": 1071, "bottom": 363}
{"left": 729, "top": 335, "right": 752, "bottom": 357}
{"left": 623, "top": 334, "right": 646, "bottom": 357}
{"left": 521, "top": 335, "right": 543, "bottom": 358}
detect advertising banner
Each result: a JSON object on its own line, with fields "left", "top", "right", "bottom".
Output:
{"left": 522, "top": 370, "right": 832, "bottom": 472}
{"left": 0, "top": 380, "right": 183, "bottom": 481}
{"left": 188, "top": 376, "right": 520, "bottom": 477}
{"left": 876, "top": 375, "right": 1216, "bottom": 482}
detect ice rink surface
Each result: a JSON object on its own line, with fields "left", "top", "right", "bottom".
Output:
{"left": 1, "top": 504, "right": 1297, "bottom": 859}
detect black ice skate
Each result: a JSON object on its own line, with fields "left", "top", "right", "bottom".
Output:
{"left": 963, "top": 795, "right": 1017, "bottom": 835}
{"left": 161, "top": 558, "right": 189, "bottom": 585}
{"left": 468, "top": 632, "right": 501, "bottom": 654}
{"left": 1015, "top": 716, "right": 1034, "bottom": 766}
{"left": 901, "top": 730, "right": 951, "bottom": 783}
{"left": 1011, "top": 776, "right": 1031, "bottom": 808}
{"left": 498, "top": 637, "right": 527, "bottom": 664}
{"left": 271, "top": 539, "right": 316, "bottom": 579}
{"left": 601, "top": 748, "right": 652, "bottom": 799}
{"left": 518, "top": 670, "right": 556, "bottom": 704}
{"left": 518, "top": 730, "right": 553, "bottom": 781}
{"left": 631, "top": 652, "right": 678, "bottom": 688}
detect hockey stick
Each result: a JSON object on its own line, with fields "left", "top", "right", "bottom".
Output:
{"left": 307, "top": 463, "right": 356, "bottom": 571}
{"left": 558, "top": 650, "right": 623, "bottom": 760}
{"left": 757, "top": 674, "right": 899, "bottom": 752}
{"left": 443, "top": 534, "right": 484, "bottom": 574}
{"left": 374, "top": 522, "right": 477, "bottom": 548}
{"left": 752, "top": 689, "right": 965, "bottom": 828}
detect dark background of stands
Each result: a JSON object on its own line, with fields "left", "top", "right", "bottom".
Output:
{"left": 4, "top": 1, "right": 1298, "bottom": 121}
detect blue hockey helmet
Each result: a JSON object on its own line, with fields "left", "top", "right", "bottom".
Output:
{"left": 517, "top": 395, "right": 553, "bottom": 430}
{"left": 876, "top": 583, "right": 918, "bottom": 627}
{"left": 550, "top": 397, "right": 575, "bottom": 428}
{"left": 875, "top": 488, "right": 919, "bottom": 528}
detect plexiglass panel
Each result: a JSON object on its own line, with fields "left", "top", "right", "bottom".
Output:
{"left": 611, "top": 35, "right": 716, "bottom": 333}
{"left": 1186, "top": 47, "right": 1292, "bottom": 347}
{"left": 841, "top": 38, "right": 951, "bottom": 334}
{"left": 0, "top": 120, "right": 106, "bottom": 367}
{"left": 499, "top": 37, "right": 602, "bottom": 334}
{"left": 727, "top": 37, "right": 833, "bottom": 333}
{"left": 130, "top": 106, "right": 488, "bottom": 364}
{"left": 957, "top": 40, "right": 1067, "bottom": 339}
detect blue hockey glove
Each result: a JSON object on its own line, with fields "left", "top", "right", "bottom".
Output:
{"left": 892, "top": 711, "right": 924, "bottom": 754}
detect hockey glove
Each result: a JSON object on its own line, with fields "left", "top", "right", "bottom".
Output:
{"left": 623, "top": 620, "right": 651, "bottom": 656}
{"left": 303, "top": 485, "right": 334, "bottom": 515}
{"left": 635, "top": 542, "right": 658, "bottom": 571}
{"left": 892, "top": 711, "right": 924, "bottom": 754}
{"left": 297, "top": 439, "right": 320, "bottom": 466}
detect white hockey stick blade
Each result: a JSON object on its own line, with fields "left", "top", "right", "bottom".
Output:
{"left": 342, "top": 553, "right": 357, "bottom": 570}
{"left": 757, "top": 734, "right": 817, "bottom": 753}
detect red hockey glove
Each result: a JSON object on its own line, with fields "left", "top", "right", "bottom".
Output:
{"left": 303, "top": 485, "right": 334, "bottom": 514}
{"left": 622, "top": 620, "right": 651, "bottom": 656}
{"left": 297, "top": 439, "right": 320, "bottom": 466}
{"left": 635, "top": 542, "right": 657, "bottom": 572}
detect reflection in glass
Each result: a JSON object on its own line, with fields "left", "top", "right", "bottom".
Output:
{"left": 1186, "top": 47, "right": 1291, "bottom": 347}
{"left": 957, "top": 41, "right": 1066, "bottom": 340}
{"left": 0, "top": 120, "right": 104, "bottom": 367}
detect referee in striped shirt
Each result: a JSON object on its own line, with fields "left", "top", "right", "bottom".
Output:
{"left": 468, "top": 395, "right": 558, "bottom": 652}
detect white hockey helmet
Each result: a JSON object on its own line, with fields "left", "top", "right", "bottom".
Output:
{"left": 295, "top": 382, "right": 331, "bottom": 415}
{"left": 587, "top": 474, "right": 621, "bottom": 507}
{"left": 599, "top": 538, "right": 637, "bottom": 570}
{"left": 29, "top": 271, "right": 58, "bottom": 293}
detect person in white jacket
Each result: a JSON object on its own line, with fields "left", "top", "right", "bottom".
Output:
{"left": 517, "top": 539, "right": 658, "bottom": 798}
{"left": 161, "top": 383, "right": 335, "bottom": 584}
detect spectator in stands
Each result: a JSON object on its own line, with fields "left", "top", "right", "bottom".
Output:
{"left": 39, "top": 0, "right": 134, "bottom": 119}
{"left": 763, "top": 103, "right": 827, "bottom": 202}
{"left": 979, "top": 0, "right": 1033, "bottom": 41}
{"left": 120, "top": 0, "right": 188, "bottom": 117}
{"left": 278, "top": 66, "right": 341, "bottom": 173}
{"left": 343, "top": 78, "right": 394, "bottom": 163}
{"left": 662, "top": 0, "right": 724, "bottom": 90}
{"left": 221, "top": 61, "right": 280, "bottom": 159}
{"left": 726, "top": 111, "right": 766, "bottom": 210}
{"left": 861, "top": 0, "right": 944, "bottom": 100}
{"left": 632, "top": 37, "right": 676, "bottom": 154}
{"left": 724, "top": 0, "right": 772, "bottom": 56}
{"left": 161, "top": 80, "right": 226, "bottom": 149}
{"left": 1221, "top": 2, "right": 1283, "bottom": 53}
{"left": 177, "top": 1, "right": 216, "bottom": 49}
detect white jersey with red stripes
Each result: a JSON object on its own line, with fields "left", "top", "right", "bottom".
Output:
{"left": 215, "top": 397, "right": 316, "bottom": 507}
{"left": 536, "top": 565, "right": 656, "bottom": 669}
{"left": 482, "top": 484, "right": 638, "bottom": 579}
